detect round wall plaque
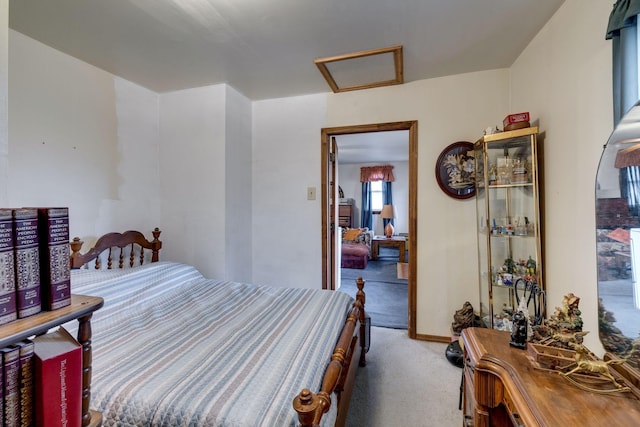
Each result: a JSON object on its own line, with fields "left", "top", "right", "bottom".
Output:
{"left": 435, "top": 141, "right": 475, "bottom": 199}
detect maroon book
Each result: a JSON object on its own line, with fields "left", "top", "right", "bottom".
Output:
{"left": 2, "top": 345, "right": 20, "bottom": 427}
{"left": 37, "top": 208, "right": 71, "bottom": 311}
{"left": 12, "top": 208, "right": 41, "bottom": 318}
{"left": 16, "top": 340, "right": 34, "bottom": 427}
{"left": 34, "top": 328, "right": 81, "bottom": 427}
{"left": 0, "top": 208, "right": 17, "bottom": 325}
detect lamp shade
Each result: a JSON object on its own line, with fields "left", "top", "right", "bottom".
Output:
{"left": 381, "top": 204, "right": 396, "bottom": 237}
{"left": 380, "top": 204, "right": 396, "bottom": 219}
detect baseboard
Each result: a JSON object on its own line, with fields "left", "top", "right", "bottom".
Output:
{"left": 414, "top": 333, "right": 450, "bottom": 343}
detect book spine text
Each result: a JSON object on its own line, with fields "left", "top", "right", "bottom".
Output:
{"left": 0, "top": 209, "right": 16, "bottom": 325}
{"left": 37, "top": 208, "right": 71, "bottom": 311}
{"left": 12, "top": 209, "right": 40, "bottom": 319}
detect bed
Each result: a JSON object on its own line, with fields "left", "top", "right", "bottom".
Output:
{"left": 340, "top": 228, "right": 373, "bottom": 269}
{"left": 67, "top": 229, "right": 367, "bottom": 427}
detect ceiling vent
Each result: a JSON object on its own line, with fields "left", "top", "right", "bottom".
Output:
{"left": 314, "top": 45, "right": 403, "bottom": 93}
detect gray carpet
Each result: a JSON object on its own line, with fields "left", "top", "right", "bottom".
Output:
{"left": 340, "top": 247, "right": 408, "bottom": 329}
{"left": 345, "top": 327, "right": 461, "bottom": 426}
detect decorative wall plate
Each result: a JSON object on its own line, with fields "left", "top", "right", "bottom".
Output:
{"left": 435, "top": 141, "right": 475, "bottom": 199}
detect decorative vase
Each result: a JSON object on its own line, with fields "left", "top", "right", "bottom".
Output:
{"left": 384, "top": 222, "right": 394, "bottom": 238}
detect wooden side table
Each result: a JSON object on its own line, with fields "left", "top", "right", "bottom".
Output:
{"left": 461, "top": 327, "right": 640, "bottom": 426}
{"left": 0, "top": 294, "right": 104, "bottom": 426}
{"left": 371, "top": 236, "right": 406, "bottom": 262}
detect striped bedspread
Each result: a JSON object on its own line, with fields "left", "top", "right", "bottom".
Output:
{"left": 67, "top": 262, "right": 354, "bottom": 427}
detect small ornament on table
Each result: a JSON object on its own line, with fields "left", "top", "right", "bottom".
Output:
{"left": 451, "top": 301, "right": 479, "bottom": 335}
{"left": 531, "top": 292, "right": 584, "bottom": 348}
{"left": 510, "top": 310, "right": 528, "bottom": 349}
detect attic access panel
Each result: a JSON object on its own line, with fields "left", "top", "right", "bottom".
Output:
{"left": 314, "top": 45, "right": 403, "bottom": 93}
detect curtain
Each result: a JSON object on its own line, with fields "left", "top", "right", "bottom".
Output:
{"left": 607, "top": 0, "right": 640, "bottom": 125}
{"left": 360, "top": 165, "right": 395, "bottom": 182}
{"left": 607, "top": 1, "right": 640, "bottom": 213}
{"left": 360, "top": 165, "right": 394, "bottom": 229}
{"left": 382, "top": 181, "right": 394, "bottom": 228}
{"left": 361, "top": 182, "right": 372, "bottom": 229}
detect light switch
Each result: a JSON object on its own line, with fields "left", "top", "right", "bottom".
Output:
{"left": 307, "top": 187, "right": 316, "bottom": 200}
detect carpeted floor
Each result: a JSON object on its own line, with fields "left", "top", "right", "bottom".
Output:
{"left": 340, "top": 247, "right": 408, "bottom": 329}
{"left": 345, "top": 326, "right": 461, "bottom": 426}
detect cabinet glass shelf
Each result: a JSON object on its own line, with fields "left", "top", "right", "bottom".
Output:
{"left": 474, "top": 126, "right": 544, "bottom": 330}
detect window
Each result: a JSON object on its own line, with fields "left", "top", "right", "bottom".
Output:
{"left": 371, "top": 180, "right": 383, "bottom": 212}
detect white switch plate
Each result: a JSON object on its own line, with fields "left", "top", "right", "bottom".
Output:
{"left": 307, "top": 187, "right": 316, "bottom": 200}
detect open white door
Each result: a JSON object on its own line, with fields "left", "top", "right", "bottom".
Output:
{"left": 329, "top": 137, "right": 340, "bottom": 290}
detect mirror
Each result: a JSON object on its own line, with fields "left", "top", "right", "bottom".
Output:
{"left": 596, "top": 101, "right": 640, "bottom": 369}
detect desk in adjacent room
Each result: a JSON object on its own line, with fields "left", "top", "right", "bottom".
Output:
{"left": 371, "top": 236, "right": 406, "bottom": 262}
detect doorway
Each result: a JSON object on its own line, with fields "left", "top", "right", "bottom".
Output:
{"left": 321, "top": 121, "right": 418, "bottom": 338}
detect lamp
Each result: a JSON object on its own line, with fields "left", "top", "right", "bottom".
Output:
{"left": 380, "top": 204, "right": 396, "bottom": 238}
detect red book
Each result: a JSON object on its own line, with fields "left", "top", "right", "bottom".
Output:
{"left": 12, "top": 209, "right": 41, "bottom": 318}
{"left": 36, "top": 208, "right": 71, "bottom": 310}
{"left": 33, "top": 328, "right": 81, "bottom": 427}
{"left": 0, "top": 208, "right": 17, "bottom": 325}
{"left": 502, "top": 112, "right": 530, "bottom": 127}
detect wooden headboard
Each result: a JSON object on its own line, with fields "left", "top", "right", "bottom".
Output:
{"left": 70, "top": 228, "right": 162, "bottom": 269}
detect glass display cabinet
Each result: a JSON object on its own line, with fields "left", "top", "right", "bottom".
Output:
{"left": 474, "top": 126, "right": 543, "bottom": 330}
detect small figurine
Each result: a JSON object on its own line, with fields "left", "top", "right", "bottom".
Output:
{"left": 562, "top": 343, "right": 630, "bottom": 393}
{"left": 548, "top": 293, "right": 583, "bottom": 332}
{"left": 525, "top": 256, "right": 536, "bottom": 277}
{"left": 510, "top": 310, "right": 528, "bottom": 349}
{"left": 504, "top": 257, "right": 516, "bottom": 274}
{"left": 451, "top": 301, "right": 477, "bottom": 334}
{"left": 532, "top": 292, "right": 584, "bottom": 348}
{"left": 488, "top": 163, "right": 497, "bottom": 184}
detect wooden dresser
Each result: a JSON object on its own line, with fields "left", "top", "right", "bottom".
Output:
{"left": 461, "top": 327, "right": 640, "bottom": 426}
{"left": 338, "top": 201, "right": 354, "bottom": 228}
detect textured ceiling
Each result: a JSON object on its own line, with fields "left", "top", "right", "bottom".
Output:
{"left": 9, "top": 0, "right": 565, "bottom": 101}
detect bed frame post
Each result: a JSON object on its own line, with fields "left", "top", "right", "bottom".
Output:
{"left": 70, "top": 237, "right": 85, "bottom": 268}
{"left": 293, "top": 277, "right": 365, "bottom": 427}
{"left": 77, "top": 313, "right": 95, "bottom": 427}
{"left": 151, "top": 227, "right": 162, "bottom": 262}
{"left": 356, "top": 276, "right": 366, "bottom": 367}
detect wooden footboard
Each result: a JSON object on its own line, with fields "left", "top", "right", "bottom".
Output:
{"left": 293, "top": 277, "right": 367, "bottom": 427}
{"left": 70, "top": 228, "right": 162, "bottom": 269}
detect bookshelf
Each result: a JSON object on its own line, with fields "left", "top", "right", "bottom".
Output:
{"left": 0, "top": 294, "right": 104, "bottom": 427}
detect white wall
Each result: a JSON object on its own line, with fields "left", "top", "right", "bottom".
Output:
{"left": 9, "top": 34, "right": 252, "bottom": 282}
{"left": 109, "top": 77, "right": 161, "bottom": 235}
{"left": 326, "top": 70, "right": 510, "bottom": 337}
{"left": 509, "top": 0, "right": 613, "bottom": 353}
{"left": 252, "top": 94, "right": 327, "bottom": 288}
{"left": 159, "top": 85, "right": 227, "bottom": 279}
{"left": 0, "top": 0, "right": 7, "bottom": 205}
{"left": 8, "top": 30, "right": 160, "bottom": 244}
{"left": 158, "top": 84, "right": 253, "bottom": 282}
{"left": 224, "top": 85, "right": 252, "bottom": 283}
